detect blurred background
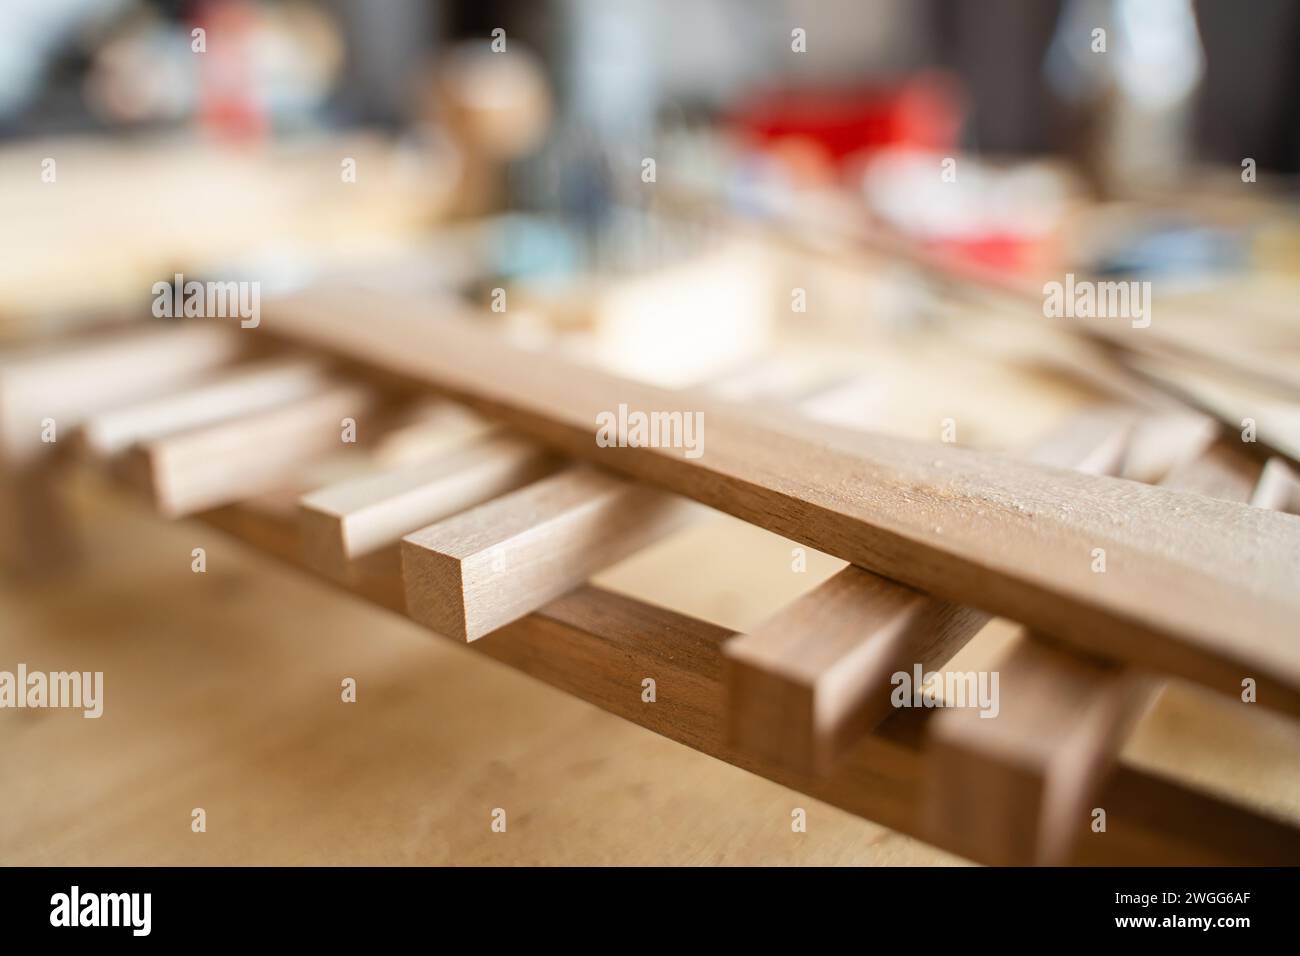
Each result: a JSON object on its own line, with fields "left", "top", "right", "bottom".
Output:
{"left": 3, "top": 0, "right": 1299, "bottom": 326}
{"left": 3, "top": 0, "right": 1300, "bottom": 866}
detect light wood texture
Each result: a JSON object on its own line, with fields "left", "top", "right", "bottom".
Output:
{"left": 77, "top": 358, "right": 333, "bottom": 458}
{"left": 262, "top": 288, "right": 1300, "bottom": 717}
{"left": 925, "top": 635, "right": 1151, "bottom": 866}
{"left": 1020, "top": 406, "right": 1137, "bottom": 475}
{"left": 402, "top": 466, "right": 695, "bottom": 641}
{"left": 727, "top": 569, "right": 987, "bottom": 774}
{"left": 1161, "top": 440, "right": 1265, "bottom": 501}
{"left": 0, "top": 323, "right": 243, "bottom": 464}
{"left": 724, "top": 406, "right": 1136, "bottom": 776}
{"left": 1117, "top": 412, "right": 1217, "bottom": 483}
{"left": 299, "top": 435, "right": 558, "bottom": 580}
{"left": 123, "top": 384, "right": 377, "bottom": 517}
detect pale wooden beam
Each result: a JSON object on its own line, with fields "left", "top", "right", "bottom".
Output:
{"left": 924, "top": 634, "right": 1152, "bottom": 866}
{"left": 122, "top": 384, "right": 377, "bottom": 517}
{"left": 298, "top": 435, "right": 559, "bottom": 580}
{"left": 77, "top": 358, "right": 333, "bottom": 458}
{"left": 402, "top": 465, "right": 695, "bottom": 641}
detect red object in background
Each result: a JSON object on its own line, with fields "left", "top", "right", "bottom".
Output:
{"left": 727, "top": 72, "right": 966, "bottom": 169}
{"left": 195, "top": 0, "right": 267, "bottom": 141}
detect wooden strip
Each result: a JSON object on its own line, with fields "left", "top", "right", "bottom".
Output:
{"left": 298, "top": 435, "right": 559, "bottom": 579}
{"left": 1116, "top": 411, "right": 1217, "bottom": 483}
{"left": 122, "top": 384, "right": 377, "bottom": 517}
{"left": 1, "top": 323, "right": 243, "bottom": 464}
{"left": 1161, "top": 440, "right": 1264, "bottom": 501}
{"left": 724, "top": 406, "right": 1136, "bottom": 775}
{"left": 727, "top": 570, "right": 986, "bottom": 774}
{"left": 263, "top": 287, "right": 1300, "bottom": 717}
{"left": 402, "top": 465, "right": 695, "bottom": 641}
{"left": 77, "top": 358, "right": 333, "bottom": 458}
{"left": 924, "top": 634, "right": 1151, "bottom": 865}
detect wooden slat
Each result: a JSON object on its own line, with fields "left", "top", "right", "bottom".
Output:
{"left": 402, "top": 465, "right": 695, "bottom": 641}
{"left": 1020, "top": 406, "right": 1137, "bottom": 475}
{"left": 0, "top": 323, "right": 243, "bottom": 464}
{"left": 262, "top": 287, "right": 1300, "bottom": 717}
{"left": 924, "top": 634, "right": 1151, "bottom": 865}
{"left": 298, "top": 435, "right": 559, "bottom": 579}
{"left": 1161, "top": 440, "right": 1265, "bottom": 501}
{"left": 727, "top": 569, "right": 987, "bottom": 774}
{"left": 122, "top": 384, "right": 377, "bottom": 517}
{"left": 77, "top": 357, "right": 333, "bottom": 457}
{"left": 724, "top": 406, "right": 1136, "bottom": 775}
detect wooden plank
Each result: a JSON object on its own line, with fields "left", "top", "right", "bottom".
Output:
{"left": 1, "top": 323, "right": 243, "bottom": 464}
{"left": 724, "top": 406, "right": 1136, "bottom": 775}
{"left": 77, "top": 357, "right": 333, "bottom": 458}
{"left": 298, "top": 435, "right": 559, "bottom": 579}
{"left": 262, "top": 287, "right": 1300, "bottom": 717}
{"left": 924, "top": 634, "right": 1151, "bottom": 865}
{"left": 727, "top": 569, "right": 987, "bottom": 774}
{"left": 1161, "top": 440, "right": 1264, "bottom": 501}
{"left": 122, "top": 384, "right": 378, "bottom": 517}
{"left": 1020, "top": 406, "right": 1137, "bottom": 476}
{"left": 1116, "top": 411, "right": 1217, "bottom": 483}
{"left": 402, "top": 465, "right": 696, "bottom": 641}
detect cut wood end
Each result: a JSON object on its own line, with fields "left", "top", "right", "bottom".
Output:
{"left": 117, "top": 443, "right": 180, "bottom": 518}
{"left": 723, "top": 649, "right": 820, "bottom": 775}
{"left": 400, "top": 534, "right": 471, "bottom": 641}
{"left": 297, "top": 502, "right": 351, "bottom": 581}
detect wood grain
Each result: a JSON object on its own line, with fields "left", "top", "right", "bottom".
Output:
{"left": 123, "top": 383, "right": 378, "bottom": 517}
{"left": 298, "top": 435, "right": 558, "bottom": 580}
{"left": 402, "top": 465, "right": 695, "bottom": 641}
{"left": 924, "top": 634, "right": 1151, "bottom": 866}
{"left": 261, "top": 288, "right": 1300, "bottom": 717}
{"left": 1, "top": 323, "right": 243, "bottom": 464}
{"left": 724, "top": 406, "right": 1138, "bottom": 776}
{"left": 77, "top": 357, "right": 333, "bottom": 458}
